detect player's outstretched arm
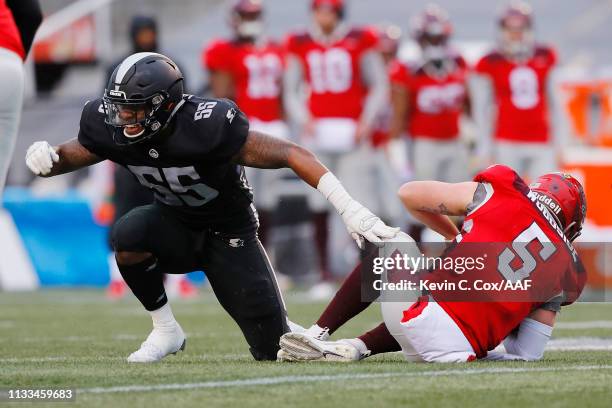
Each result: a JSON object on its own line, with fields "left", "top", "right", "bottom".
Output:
{"left": 233, "top": 131, "right": 400, "bottom": 247}
{"left": 398, "top": 181, "right": 478, "bottom": 240}
{"left": 25, "top": 138, "right": 102, "bottom": 177}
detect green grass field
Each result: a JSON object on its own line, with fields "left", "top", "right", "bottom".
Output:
{"left": 1, "top": 290, "right": 611, "bottom": 407}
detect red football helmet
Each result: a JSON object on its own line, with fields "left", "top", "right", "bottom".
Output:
{"left": 498, "top": 1, "right": 534, "bottom": 57}
{"left": 530, "top": 173, "right": 587, "bottom": 242}
{"left": 378, "top": 24, "right": 402, "bottom": 59}
{"left": 411, "top": 4, "right": 452, "bottom": 46}
{"left": 411, "top": 4, "right": 452, "bottom": 64}
{"left": 231, "top": 0, "right": 264, "bottom": 38}
{"left": 311, "top": 0, "right": 345, "bottom": 18}
{"left": 233, "top": 0, "right": 263, "bottom": 15}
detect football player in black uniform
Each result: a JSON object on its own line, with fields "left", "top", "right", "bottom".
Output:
{"left": 25, "top": 52, "right": 399, "bottom": 363}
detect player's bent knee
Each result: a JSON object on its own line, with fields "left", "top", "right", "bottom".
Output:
{"left": 115, "top": 251, "right": 152, "bottom": 266}
{"left": 111, "top": 206, "right": 155, "bottom": 253}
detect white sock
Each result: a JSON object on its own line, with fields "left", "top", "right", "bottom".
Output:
{"left": 287, "top": 319, "right": 305, "bottom": 333}
{"left": 149, "top": 303, "right": 177, "bottom": 328}
{"left": 344, "top": 338, "right": 369, "bottom": 355}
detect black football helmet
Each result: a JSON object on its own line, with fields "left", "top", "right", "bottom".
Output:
{"left": 103, "top": 52, "right": 184, "bottom": 145}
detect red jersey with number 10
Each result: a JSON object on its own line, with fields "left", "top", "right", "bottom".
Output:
{"left": 203, "top": 39, "right": 284, "bottom": 122}
{"left": 285, "top": 27, "right": 379, "bottom": 119}
{"left": 475, "top": 47, "right": 557, "bottom": 142}
{"left": 426, "top": 165, "right": 585, "bottom": 358}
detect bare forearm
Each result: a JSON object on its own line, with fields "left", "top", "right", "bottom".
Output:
{"left": 286, "top": 143, "right": 328, "bottom": 188}
{"left": 42, "top": 139, "right": 102, "bottom": 177}
{"left": 410, "top": 210, "right": 459, "bottom": 240}
{"left": 398, "top": 181, "right": 478, "bottom": 239}
{"left": 233, "top": 131, "right": 328, "bottom": 188}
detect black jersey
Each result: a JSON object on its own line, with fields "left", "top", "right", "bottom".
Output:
{"left": 78, "top": 95, "right": 257, "bottom": 232}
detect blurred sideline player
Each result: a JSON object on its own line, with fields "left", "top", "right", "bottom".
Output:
{"left": 279, "top": 165, "right": 586, "bottom": 362}
{"left": 0, "top": 0, "right": 41, "bottom": 193}
{"left": 475, "top": 1, "right": 558, "bottom": 181}
{"left": 104, "top": 15, "right": 196, "bottom": 299}
{"left": 389, "top": 5, "right": 471, "bottom": 242}
{"left": 203, "top": 0, "right": 288, "bottom": 249}
{"left": 284, "top": 0, "right": 388, "bottom": 292}
{"left": 366, "top": 24, "right": 408, "bottom": 227}
{"left": 25, "top": 52, "right": 399, "bottom": 362}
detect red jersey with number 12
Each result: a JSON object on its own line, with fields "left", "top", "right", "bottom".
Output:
{"left": 285, "top": 27, "right": 379, "bottom": 119}
{"left": 203, "top": 39, "right": 284, "bottom": 122}
{"left": 426, "top": 165, "right": 585, "bottom": 358}
{"left": 475, "top": 47, "right": 557, "bottom": 142}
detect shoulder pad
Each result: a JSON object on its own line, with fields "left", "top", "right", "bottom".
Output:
{"left": 473, "top": 164, "right": 527, "bottom": 192}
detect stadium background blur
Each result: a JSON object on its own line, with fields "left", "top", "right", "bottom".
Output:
{"left": 1, "top": 0, "right": 611, "bottom": 298}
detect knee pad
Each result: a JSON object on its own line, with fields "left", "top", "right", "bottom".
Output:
{"left": 111, "top": 206, "right": 155, "bottom": 252}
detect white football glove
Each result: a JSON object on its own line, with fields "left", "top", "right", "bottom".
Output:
{"left": 25, "top": 141, "right": 59, "bottom": 175}
{"left": 340, "top": 200, "right": 399, "bottom": 248}
{"left": 317, "top": 172, "right": 400, "bottom": 249}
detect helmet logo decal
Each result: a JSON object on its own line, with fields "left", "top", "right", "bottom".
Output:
{"left": 529, "top": 190, "right": 562, "bottom": 217}
{"left": 109, "top": 89, "right": 126, "bottom": 98}
{"left": 149, "top": 149, "right": 159, "bottom": 159}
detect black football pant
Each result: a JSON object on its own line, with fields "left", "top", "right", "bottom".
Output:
{"left": 110, "top": 204, "right": 289, "bottom": 361}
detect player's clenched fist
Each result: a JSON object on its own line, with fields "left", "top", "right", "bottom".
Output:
{"left": 25, "top": 141, "right": 59, "bottom": 175}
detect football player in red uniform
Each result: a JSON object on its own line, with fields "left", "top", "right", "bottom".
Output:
{"left": 475, "top": 1, "right": 558, "bottom": 181}
{"left": 389, "top": 5, "right": 471, "bottom": 242}
{"left": 364, "top": 25, "right": 408, "bottom": 235}
{"left": 202, "top": 0, "right": 288, "bottom": 247}
{"left": 279, "top": 165, "right": 586, "bottom": 362}
{"left": 0, "top": 0, "right": 41, "bottom": 193}
{"left": 390, "top": 5, "right": 471, "bottom": 182}
{"left": 284, "top": 0, "right": 389, "bottom": 288}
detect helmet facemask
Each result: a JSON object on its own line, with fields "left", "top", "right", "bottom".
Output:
{"left": 104, "top": 52, "right": 185, "bottom": 146}
{"left": 103, "top": 80, "right": 183, "bottom": 146}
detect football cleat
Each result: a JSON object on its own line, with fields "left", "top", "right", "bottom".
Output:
{"left": 305, "top": 324, "right": 330, "bottom": 341}
{"left": 279, "top": 333, "right": 369, "bottom": 362}
{"left": 127, "top": 323, "right": 186, "bottom": 363}
{"left": 276, "top": 348, "right": 299, "bottom": 362}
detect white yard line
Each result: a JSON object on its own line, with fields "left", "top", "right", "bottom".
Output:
{"left": 79, "top": 365, "right": 612, "bottom": 394}
{"left": 547, "top": 337, "right": 612, "bottom": 350}
{"left": 556, "top": 321, "right": 612, "bottom": 329}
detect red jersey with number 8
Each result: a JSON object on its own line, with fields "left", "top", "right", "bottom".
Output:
{"left": 426, "top": 164, "right": 585, "bottom": 358}
{"left": 475, "top": 47, "right": 556, "bottom": 142}
{"left": 285, "top": 27, "right": 379, "bottom": 119}
{"left": 203, "top": 39, "right": 284, "bottom": 122}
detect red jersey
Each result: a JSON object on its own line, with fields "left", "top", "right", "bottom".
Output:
{"left": 0, "top": 0, "right": 25, "bottom": 60}
{"left": 475, "top": 46, "right": 557, "bottom": 143}
{"left": 427, "top": 165, "right": 585, "bottom": 358}
{"left": 285, "top": 27, "right": 379, "bottom": 120}
{"left": 391, "top": 57, "right": 468, "bottom": 140}
{"left": 203, "top": 39, "right": 284, "bottom": 122}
